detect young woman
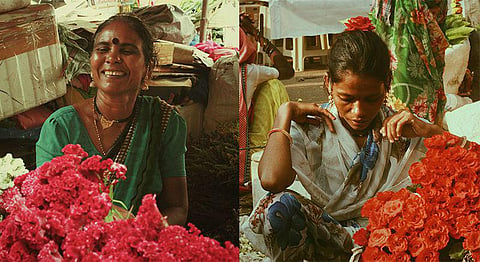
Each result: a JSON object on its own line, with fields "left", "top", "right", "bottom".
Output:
{"left": 244, "top": 30, "right": 443, "bottom": 261}
{"left": 36, "top": 15, "right": 188, "bottom": 225}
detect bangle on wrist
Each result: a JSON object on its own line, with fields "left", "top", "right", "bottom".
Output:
{"left": 268, "top": 128, "right": 293, "bottom": 145}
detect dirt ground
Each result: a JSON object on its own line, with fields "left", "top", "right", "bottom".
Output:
{"left": 283, "top": 69, "right": 329, "bottom": 104}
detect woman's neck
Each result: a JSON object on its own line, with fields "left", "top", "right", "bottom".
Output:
{"left": 95, "top": 92, "right": 138, "bottom": 121}
{"left": 341, "top": 115, "right": 380, "bottom": 138}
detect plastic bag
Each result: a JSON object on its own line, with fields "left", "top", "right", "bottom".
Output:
{"left": 134, "top": 4, "right": 195, "bottom": 45}
{"left": 203, "top": 54, "right": 238, "bottom": 133}
{"left": 443, "top": 39, "right": 470, "bottom": 94}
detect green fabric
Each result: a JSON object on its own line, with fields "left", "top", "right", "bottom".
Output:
{"left": 370, "top": 0, "right": 448, "bottom": 124}
{"left": 36, "top": 96, "right": 187, "bottom": 213}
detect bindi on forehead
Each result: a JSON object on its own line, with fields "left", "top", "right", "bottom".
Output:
{"left": 112, "top": 38, "right": 119, "bottom": 45}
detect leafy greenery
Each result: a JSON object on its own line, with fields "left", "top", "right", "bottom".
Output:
{"left": 179, "top": 0, "right": 223, "bottom": 27}
{"left": 445, "top": 14, "right": 477, "bottom": 46}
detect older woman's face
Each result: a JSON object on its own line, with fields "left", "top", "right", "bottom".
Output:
{"left": 332, "top": 71, "right": 386, "bottom": 131}
{"left": 90, "top": 20, "right": 146, "bottom": 95}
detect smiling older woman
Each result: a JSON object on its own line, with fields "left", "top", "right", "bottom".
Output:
{"left": 36, "top": 14, "right": 188, "bottom": 225}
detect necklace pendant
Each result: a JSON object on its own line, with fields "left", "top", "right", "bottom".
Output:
{"left": 100, "top": 116, "right": 114, "bottom": 129}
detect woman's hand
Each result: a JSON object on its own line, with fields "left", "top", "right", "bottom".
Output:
{"left": 279, "top": 102, "right": 337, "bottom": 133}
{"left": 381, "top": 110, "right": 444, "bottom": 142}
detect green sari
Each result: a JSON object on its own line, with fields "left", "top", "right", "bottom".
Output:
{"left": 36, "top": 96, "right": 187, "bottom": 213}
{"left": 371, "top": 0, "right": 449, "bottom": 124}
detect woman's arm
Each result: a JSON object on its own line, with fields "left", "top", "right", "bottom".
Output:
{"left": 158, "top": 176, "right": 188, "bottom": 226}
{"left": 259, "top": 102, "right": 336, "bottom": 193}
{"left": 157, "top": 110, "right": 188, "bottom": 225}
{"left": 261, "top": 38, "right": 295, "bottom": 80}
{"left": 258, "top": 103, "right": 296, "bottom": 193}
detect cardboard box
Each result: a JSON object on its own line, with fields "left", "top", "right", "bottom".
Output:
{"left": 154, "top": 41, "right": 175, "bottom": 65}
{"left": 154, "top": 40, "right": 213, "bottom": 67}
{"left": 154, "top": 40, "right": 195, "bottom": 65}
{"left": 0, "top": 4, "right": 66, "bottom": 120}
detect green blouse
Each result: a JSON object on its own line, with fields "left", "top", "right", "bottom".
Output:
{"left": 36, "top": 96, "right": 187, "bottom": 213}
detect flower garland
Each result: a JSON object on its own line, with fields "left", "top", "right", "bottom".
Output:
{"left": 0, "top": 144, "right": 239, "bottom": 261}
{"left": 354, "top": 132, "right": 480, "bottom": 261}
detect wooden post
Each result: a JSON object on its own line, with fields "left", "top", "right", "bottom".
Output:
{"left": 199, "top": 0, "right": 208, "bottom": 43}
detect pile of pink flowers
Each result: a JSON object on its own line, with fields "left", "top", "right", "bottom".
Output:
{"left": 354, "top": 132, "right": 480, "bottom": 261}
{"left": 0, "top": 144, "right": 238, "bottom": 261}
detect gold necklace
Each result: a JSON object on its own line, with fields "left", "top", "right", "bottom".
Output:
{"left": 92, "top": 99, "right": 106, "bottom": 155}
{"left": 93, "top": 96, "right": 133, "bottom": 129}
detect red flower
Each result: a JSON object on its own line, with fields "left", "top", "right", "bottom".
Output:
{"left": 448, "top": 196, "right": 468, "bottom": 217}
{"left": 37, "top": 241, "right": 62, "bottom": 261}
{"left": 408, "top": 233, "right": 427, "bottom": 257}
{"left": 61, "top": 144, "right": 88, "bottom": 159}
{"left": 415, "top": 249, "right": 439, "bottom": 262}
{"left": 368, "top": 228, "right": 391, "bottom": 248}
{"left": 464, "top": 231, "right": 480, "bottom": 251}
{"left": 353, "top": 228, "right": 369, "bottom": 246}
{"left": 392, "top": 252, "right": 411, "bottom": 262}
{"left": 360, "top": 132, "right": 480, "bottom": 261}
{"left": 383, "top": 199, "right": 403, "bottom": 218}
{"left": 422, "top": 219, "right": 449, "bottom": 251}
{"left": 423, "top": 132, "right": 463, "bottom": 149}
{"left": 468, "top": 197, "right": 480, "bottom": 211}
{"left": 453, "top": 169, "right": 480, "bottom": 197}
{"left": 133, "top": 194, "right": 169, "bottom": 240}
{"left": 409, "top": 162, "right": 432, "bottom": 186}
{"left": 376, "top": 191, "right": 395, "bottom": 201}
{"left": 5, "top": 241, "right": 36, "bottom": 262}
{"left": 344, "top": 16, "right": 375, "bottom": 32}
{"left": 389, "top": 216, "right": 408, "bottom": 235}
{"left": 0, "top": 144, "right": 239, "bottom": 261}
{"left": 361, "top": 197, "right": 382, "bottom": 218}
{"left": 385, "top": 233, "right": 408, "bottom": 253}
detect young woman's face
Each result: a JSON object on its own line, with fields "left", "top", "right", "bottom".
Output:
{"left": 331, "top": 71, "right": 386, "bottom": 131}
{"left": 90, "top": 20, "right": 146, "bottom": 95}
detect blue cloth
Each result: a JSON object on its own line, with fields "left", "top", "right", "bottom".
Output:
{"left": 359, "top": 132, "right": 379, "bottom": 182}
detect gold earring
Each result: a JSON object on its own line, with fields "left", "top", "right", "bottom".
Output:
{"left": 141, "top": 78, "right": 149, "bottom": 91}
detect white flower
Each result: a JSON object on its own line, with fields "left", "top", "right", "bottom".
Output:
{"left": 0, "top": 153, "right": 28, "bottom": 194}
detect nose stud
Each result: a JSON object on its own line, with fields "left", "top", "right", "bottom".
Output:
{"left": 107, "top": 55, "right": 121, "bottom": 63}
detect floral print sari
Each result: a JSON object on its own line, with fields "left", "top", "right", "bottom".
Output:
{"left": 249, "top": 190, "right": 354, "bottom": 261}
{"left": 371, "top": 0, "right": 449, "bottom": 124}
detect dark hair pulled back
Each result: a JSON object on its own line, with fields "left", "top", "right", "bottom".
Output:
{"left": 92, "top": 14, "right": 156, "bottom": 68}
{"left": 328, "top": 30, "right": 391, "bottom": 90}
